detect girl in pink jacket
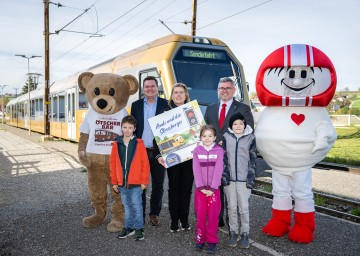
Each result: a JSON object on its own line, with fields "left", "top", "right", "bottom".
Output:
{"left": 192, "top": 125, "right": 225, "bottom": 254}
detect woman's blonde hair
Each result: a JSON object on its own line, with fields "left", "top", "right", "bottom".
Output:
{"left": 170, "top": 83, "right": 190, "bottom": 104}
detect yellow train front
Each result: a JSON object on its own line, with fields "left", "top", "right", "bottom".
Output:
{"left": 6, "top": 34, "right": 250, "bottom": 142}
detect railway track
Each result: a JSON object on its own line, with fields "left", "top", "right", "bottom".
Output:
{"left": 253, "top": 179, "right": 360, "bottom": 223}
{"left": 313, "top": 161, "right": 360, "bottom": 174}
{"left": 257, "top": 155, "right": 360, "bottom": 175}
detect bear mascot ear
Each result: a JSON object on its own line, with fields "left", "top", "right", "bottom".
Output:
{"left": 78, "top": 72, "right": 94, "bottom": 92}
{"left": 122, "top": 75, "right": 139, "bottom": 95}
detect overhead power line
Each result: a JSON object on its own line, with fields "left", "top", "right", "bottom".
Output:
{"left": 196, "top": 0, "right": 272, "bottom": 31}
{"left": 94, "top": 0, "right": 148, "bottom": 35}
{"left": 54, "top": 7, "right": 92, "bottom": 35}
{"left": 49, "top": 0, "right": 101, "bottom": 10}
{"left": 51, "top": 0, "right": 149, "bottom": 65}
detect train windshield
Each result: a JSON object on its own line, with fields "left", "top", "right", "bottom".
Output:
{"left": 172, "top": 47, "right": 243, "bottom": 106}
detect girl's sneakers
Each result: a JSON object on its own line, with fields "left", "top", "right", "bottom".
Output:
{"left": 206, "top": 243, "right": 217, "bottom": 254}
{"left": 195, "top": 243, "right": 205, "bottom": 251}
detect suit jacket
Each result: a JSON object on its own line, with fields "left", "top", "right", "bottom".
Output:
{"left": 131, "top": 96, "right": 170, "bottom": 139}
{"left": 204, "top": 99, "right": 254, "bottom": 143}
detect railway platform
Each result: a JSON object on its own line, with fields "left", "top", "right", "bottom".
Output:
{"left": 1, "top": 125, "right": 359, "bottom": 256}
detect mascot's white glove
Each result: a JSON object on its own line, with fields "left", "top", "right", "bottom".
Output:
{"left": 311, "top": 121, "right": 337, "bottom": 154}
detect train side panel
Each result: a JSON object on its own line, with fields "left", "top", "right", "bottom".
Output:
{"left": 50, "top": 122, "right": 68, "bottom": 140}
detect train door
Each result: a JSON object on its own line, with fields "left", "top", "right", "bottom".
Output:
{"left": 66, "top": 88, "right": 76, "bottom": 140}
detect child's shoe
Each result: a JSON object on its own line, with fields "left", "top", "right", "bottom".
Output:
{"left": 135, "top": 229, "right": 144, "bottom": 241}
{"left": 228, "top": 231, "right": 238, "bottom": 247}
{"left": 239, "top": 232, "right": 250, "bottom": 249}
{"left": 195, "top": 243, "right": 205, "bottom": 251}
{"left": 206, "top": 243, "right": 217, "bottom": 254}
{"left": 118, "top": 228, "right": 135, "bottom": 239}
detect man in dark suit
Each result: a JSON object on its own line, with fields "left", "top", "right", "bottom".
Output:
{"left": 131, "top": 76, "right": 170, "bottom": 226}
{"left": 204, "top": 77, "right": 254, "bottom": 227}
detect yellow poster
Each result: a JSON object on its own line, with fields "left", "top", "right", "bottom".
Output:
{"left": 148, "top": 100, "right": 205, "bottom": 168}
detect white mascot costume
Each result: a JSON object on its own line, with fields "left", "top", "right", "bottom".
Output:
{"left": 255, "top": 44, "right": 337, "bottom": 243}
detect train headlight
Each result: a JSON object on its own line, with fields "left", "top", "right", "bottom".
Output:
{"left": 193, "top": 37, "right": 212, "bottom": 45}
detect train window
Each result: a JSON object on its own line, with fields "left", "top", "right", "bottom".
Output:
{"left": 71, "top": 92, "right": 75, "bottom": 119}
{"left": 39, "top": 98, "right": 43, "bottom": 111}
{"left": 139, "top": 70, "right": 165, "bottom": 99}
{"left": 20, "top": 102, "right": 24, "bottom": 118}
{"left": 30, "top": 100, "right": 35, "bottom": 118}
{"left": 51, "top": 94, "right": 58, "bottom": 121}
{"left": 172, "top": 47, "right": 243, "bottom": 106}
{"left": 67, "top": 94, "right": 70, "bottom": 121}
{"left": 79, "top": 91, "right": 88, "bottom": 109}
{"left": 59, "top": 92, "right": 65, "bottom": 122}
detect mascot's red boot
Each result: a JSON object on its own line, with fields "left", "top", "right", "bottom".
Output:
{"left": 262, "top": 209, "right": 291, "bottom": 237}
{"left": 288, "top": 211, "right": 315, "bottom": 243}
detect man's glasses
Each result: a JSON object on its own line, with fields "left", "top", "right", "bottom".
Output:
{"left": 218, "top": 87, "right": 233, "bottom": 91}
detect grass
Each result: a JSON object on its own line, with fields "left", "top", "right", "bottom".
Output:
{"left": 256, "top": 182, "right": 272, "bottom": 193}
{"left": 324, "top": 126, "right": 360, "bottom": 166}
{"left": 350, "top": 207, "right": 360, "bottom": 216}
{"left": 352, "top": 100, "right": 360, "bottom": 108}
{"left": 314, "top": 194, "right": 327, "bottom": 207}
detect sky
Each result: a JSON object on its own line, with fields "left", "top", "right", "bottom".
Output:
{"left": 0, "top": 0, "right": 359, "bottom": 96}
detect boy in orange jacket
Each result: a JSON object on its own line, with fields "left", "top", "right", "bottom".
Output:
{"left": 110, "top": 115, "right": 150, "bottom": 241}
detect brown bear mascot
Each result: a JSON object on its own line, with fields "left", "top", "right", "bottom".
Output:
{"left": 77, "top": 72, "right": 138, "bottom": 232}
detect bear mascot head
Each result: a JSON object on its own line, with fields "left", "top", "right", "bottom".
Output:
{"left": 77, "top": 72, "right": 138, "bottom": 232}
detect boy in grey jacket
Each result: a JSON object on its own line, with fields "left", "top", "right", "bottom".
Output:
{"left": 222, "top": 113, "right": 256, "bottom": 249}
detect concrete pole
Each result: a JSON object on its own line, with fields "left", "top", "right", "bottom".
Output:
{"left": 15, "top": 54, "right": 41, "bottom": 135}
{"left": 27, "top": 58, "right": 31, "bottom": 135}
{"left": 0, "top": 85, "right": 8, "bottom": 127}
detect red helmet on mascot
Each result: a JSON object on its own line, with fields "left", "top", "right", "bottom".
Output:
{"left": 256, "top": 44, "right": 336, "bottom": 107}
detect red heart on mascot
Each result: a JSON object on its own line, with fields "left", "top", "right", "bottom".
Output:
{"left": 291, "top": 113, "right": 305, "bottom": 126}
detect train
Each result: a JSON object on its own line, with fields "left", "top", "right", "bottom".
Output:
{"left": 6, "top": 34, "right": 251, "bottom": 142}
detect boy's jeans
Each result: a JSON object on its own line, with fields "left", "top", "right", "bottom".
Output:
{"left": 118, "top": 186, "right": 144, "bottom": 230}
